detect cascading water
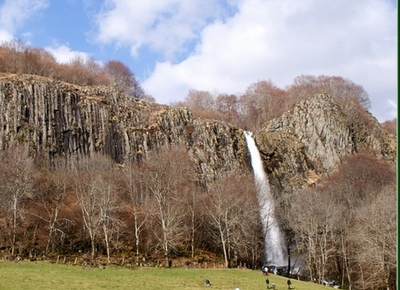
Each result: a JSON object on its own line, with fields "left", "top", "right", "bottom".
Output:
{"left": 244, "top": 131, "right": 286, "bottom": 266}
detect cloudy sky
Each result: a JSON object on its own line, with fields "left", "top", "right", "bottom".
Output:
{"left": 0, "top": 0, "right": 397, "bottom": 122}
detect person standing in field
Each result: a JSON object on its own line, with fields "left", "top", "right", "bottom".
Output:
{"left": 287, "top": 279, "right": 292, "bottom": 289}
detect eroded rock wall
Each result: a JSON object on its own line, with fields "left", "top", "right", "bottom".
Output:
{"left": 254, "top": 94, "right": 396, "bottom": 190}
{"left": 0, "top": 75, "right": 395, "bottom": 191}
{"left": 0, "top": 74, "right": 247, "bottom": 185}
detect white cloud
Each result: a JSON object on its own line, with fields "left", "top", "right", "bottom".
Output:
{"left": 140, "top": 0, "right": 397, "bottom": 122}
{"left": 95, "top": 0, "right": 233, "bottom": 58}
{"left": 45, "top": 44, "right": 91, "bottom": 64}
{"left": 0, "top": 0, "right": 49, "bottom": 42}
{"left": 0, "top": 30, "right": 13, "bottom": 42}
{"left": 385, "top": 99, "right": 397, "bottom": 120}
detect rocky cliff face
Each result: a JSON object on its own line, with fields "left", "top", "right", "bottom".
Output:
{"left": 0, "top": 74, "right": 396, "bottom": 190}
{"left": 0, "top": 74, "right": 247, "bottom": 186}
{"left": 255, "top": 94, "right": 396, "bottom": 190}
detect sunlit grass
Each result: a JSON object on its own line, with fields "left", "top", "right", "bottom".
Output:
{"left": 0, "top": 261, "right": 334, "bottom": 290}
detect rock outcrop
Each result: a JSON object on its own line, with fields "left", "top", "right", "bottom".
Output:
{"left": 0, "top": 74, "right": 247, "bottom": 185}
{"left": 255, "top": 94, "right": 396, "bottom": 190}
{"left": 0, "top": 74, "right": 396, "bottom": 190}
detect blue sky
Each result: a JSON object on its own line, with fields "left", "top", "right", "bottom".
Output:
{"left": 0, "top": 0, "right": 397, "bottom": 122}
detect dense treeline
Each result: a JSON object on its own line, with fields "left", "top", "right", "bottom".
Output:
{"left": 0, "top": 145, "right": 263, "bottom": 269}
{"left": 0, "top": 144, "right": 396, "bottom": 289}
{"left": 277, "top": 154, "right": 396, "bottom": 290}
{"left": 0, "top": 40, "right": 397, "bottom": 290}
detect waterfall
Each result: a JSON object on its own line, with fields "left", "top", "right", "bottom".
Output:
{"left": 244, "top": 131, "right": 286, "bottom": 266}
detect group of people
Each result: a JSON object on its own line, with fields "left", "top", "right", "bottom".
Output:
{"left": 266, "top": 278, "right": 292, "bottom": 289}
{"left": 266, "top": 278, "right": 275, "bottom": 289}
{"left": 262, "top": 265, "right": 292, "bottom": 289}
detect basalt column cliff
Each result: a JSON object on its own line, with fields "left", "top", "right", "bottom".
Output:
{"left": 0, "top": 74, "right": 396, "bottom": 190}
{"left": 0, "top": 74, "right": 248, "bottom": 186}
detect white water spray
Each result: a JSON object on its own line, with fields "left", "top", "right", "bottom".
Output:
{"left": 244, "top": 131, "right": 286, "bottom": 266}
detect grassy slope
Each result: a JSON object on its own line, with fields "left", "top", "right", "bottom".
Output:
{"left": 0, "top": 261, "right": 331, "bottom": 290}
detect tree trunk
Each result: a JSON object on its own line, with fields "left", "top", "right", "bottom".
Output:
{"left": 103, "top": 221, "right": 110, "bottom": 264}
{"left": 90, "top": 237, "right": 96, "bottom": 259}
{"left": 219, "top": 226, "right": 229, "bottom": 268}
{"left": 134, "top": 213, "right": 140, "bottom": 260}
{"left": 11, "top": 192, "right": 18, "bottom": 257}
{"left": 191, "top": 209, "right": 195, "bottom": 259}
{"left": 287, "top": 242, "right": 291, "bottom": 278}
{"left": 46, "top": 207, "right": 59, "bottom": 255}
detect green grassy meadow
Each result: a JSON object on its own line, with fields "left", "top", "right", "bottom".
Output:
{"left": 0, "top": 261, "right": 332, "bottom": 290}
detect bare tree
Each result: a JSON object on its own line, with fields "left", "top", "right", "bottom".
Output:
{"left": 0, "top": 39, "right": 26, "bottom": 74}
{"left": 183, "top": 89, "right": 215, "bottom": 111}
{"left": 381, "top": 118, "right": 397, "bottom": 136}
{"left": 287, "top": 75, "right": 370, "bottom": 108}
{"left": 104, "top": 60, "right": 144, "bottom": 98}
{"left": 84, "top": 58, "right": 109, "bottom": 86}
{"left": 137, "top": 146, "right": 197, "bottom": 266}
{"left": 75, "top": 155, "right": 116, "bottom": 260}
{"left": 121, "top": 157, "right": 201, "bottom": 262}
{"left": 201, "top": 173, "right": 260, "bottom": 268}
{"left": 33, "top": 163, "right": 74, "bottom": 255}
{"left": 239, "top": 80, "right": 288, "bottom": 130}
{"left": 0, "top": 145, "right": 35, "bottom": 257}
{"left": 351, "top": 184, "right": 396, "bottom": 290}
{"left": 121, "top": 160, "right": 150, "bottom": 261}
{"left": 288, "top": 186, "right": 340, "bottom": 283}
{"left": 184, "top": 182, "right": 202, "bottom": 259}
{"left": 22, "top": 47, "right": 57, "bottom": 77}
{"left": 98, "top": 171, "right": 119, "bottom": 264}
{"left": 215, "top": 93, "right": 240, "bottom": 125}
{"left": 321, "top": 154, "right": 396, "bottom": 289}
{"left": 75, "top": 164, "right": 101, "bottom": 259}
